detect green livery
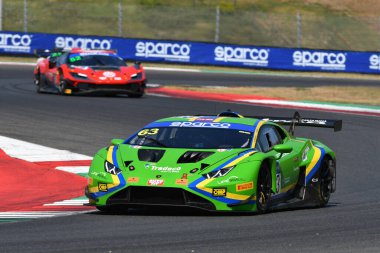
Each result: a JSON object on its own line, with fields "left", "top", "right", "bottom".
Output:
{"left": 85, "top": 111, "right": 341, "bottom": 213}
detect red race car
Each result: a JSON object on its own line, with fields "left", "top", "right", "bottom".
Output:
{"left": 33, "top": 48, "right": 146, "bottom": 97}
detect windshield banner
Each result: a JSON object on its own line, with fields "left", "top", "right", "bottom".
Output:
{"left": 1, "top": 31, "right": 380, "bottom": 74}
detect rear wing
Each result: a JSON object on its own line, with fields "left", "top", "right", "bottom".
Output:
{"left": 34, "top": 48, "right": 65, "bottom": 58}
{"left": 250, "top": 111, "right": 342, "bottom": 135}
{"left": 215, "top": 110, "right": 342, "bottom": 136}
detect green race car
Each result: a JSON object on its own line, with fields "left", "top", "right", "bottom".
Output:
{"left": 85, "top": 111, "right": 341, "bottom": 213}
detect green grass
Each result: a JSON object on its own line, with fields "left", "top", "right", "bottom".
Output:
{"left": 2, "top": 0, "right": 380, "bottom": 51}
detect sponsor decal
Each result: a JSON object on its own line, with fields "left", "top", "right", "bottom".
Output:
{"left": 102, "top": 71, "right": 116, "bottom": 78}
{"left": 90, "top": 171, "right": 107, "bottom": 178}
{"left": 127, "top": 177, "right": 139, "bottom": 183}
{"left": 181, "top": 173, "right": 188, "bottom": 179}
{"left": 218, "top": 176, "right": 244, "bottom": 185}
{"left": 212, "top": 188, "right": 227, "bottom": 197}
{"left": 175, "top": 179, "right": 188, "bottom": 185}
{"left": 275, "top": 161, "right": 281, "bottom": 193}
{"left": 135, "top": 41, "right": 191, "bottom": 62}
{"left": 98, "top": 183, "right": 108, "bottom": 192}
{"left": 169, "top": 122, "right": 231, "bottom": 128}
{"left": 236, "top": 182, "right": 254, "bottom": 192}
{"left": 189, "top": 117, "right": 215, "bottom": 122}
{"left": 55, "top": 36, "right": 112, "bottom": 49}
{"left": 369, "top": 54, "right": 380, "bottom": 70}
{"left": 129, "top": 166, "right": 135, "bottom": 171}
{"left": 156, "top": 175, "right": 162, "bottom": 178}
{"left": 150, "top": 165, "right": 181, "bottom": 173}
{"left": 214, "top": 46, "right": 269, "bottom": 67}
{"left": 147, "top": 179, "right": 164, "bottom": 186}
{"left": 293, "top": 50, "right": 346, "bottom": 70}
{"left": 0, "top": 33, "right": 32, "bottom": 53}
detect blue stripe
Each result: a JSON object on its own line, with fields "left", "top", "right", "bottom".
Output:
{"left": 306, "top": 146, "right": 326, "bottom": 183}
{"left": 112, "top": 145, "right": 119, "bottom": 168}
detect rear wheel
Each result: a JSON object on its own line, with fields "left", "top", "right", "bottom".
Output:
{"left": 256, "top": 162, "right": 272, "bottom": 214}
{"left": 316, "top": 157, "right": 334, "bottom": 207}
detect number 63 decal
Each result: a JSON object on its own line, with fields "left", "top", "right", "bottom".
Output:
{"left": 138, "top": 128, "right": 159, "bottom": 136}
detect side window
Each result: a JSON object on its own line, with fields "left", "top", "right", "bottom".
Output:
{"left": 256, "top": 125, "right": 283, "bottom": 152}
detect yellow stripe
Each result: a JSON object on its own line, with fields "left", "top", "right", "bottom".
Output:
{"left": 251, "top": 121, "right": 265, "bottom": 148}
{"left": 196, "top": 179, "right": 250, "bottom": 201}
{"left": 107, "top": 145, "right": 114, "bottom": 163}
{"left": 88, "top": 174, "right": 121, "bottom": 194}
{"left": 224, "top": 151, "right": 256, "bottom": 168}
{"left": 213, "top": 117, "right": 225, "bottom": 122}
{"left": 306, "top": 145, "right": 321, "bottom": 176}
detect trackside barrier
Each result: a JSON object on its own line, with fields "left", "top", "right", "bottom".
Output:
{"left": 1, "top": 31, "right": 380, "bottom": 74}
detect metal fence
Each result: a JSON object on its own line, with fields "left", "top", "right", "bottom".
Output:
{"left": 1, "top": 0, "right": 380, "bottom": 51}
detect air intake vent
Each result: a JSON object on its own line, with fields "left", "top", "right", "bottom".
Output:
{"left": 138, "top": 149, "right": 165, "bottom": 162}
{"left": 177, "top": 151, "right": 214, "bottom": 163}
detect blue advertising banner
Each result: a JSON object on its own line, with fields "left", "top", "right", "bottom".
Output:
{"left": 1, "top": 31, "right": 380, "bottom": 74}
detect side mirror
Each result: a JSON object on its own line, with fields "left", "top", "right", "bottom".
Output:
{"left": 111, "top": 139, "right": 124, "bottom": 145}
{"left": 273, "top": 144, "right": 293, "bottom": 154}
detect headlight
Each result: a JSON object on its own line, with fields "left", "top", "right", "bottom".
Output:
{"left": 104, "top": 161, "right": 121, "bottom": 175}
{"left": 131, "top": 72, "right": 142, "bottom": 79}
{"left": 202, "top": 166, "right": 235, "bottom": 179}
{"left": 70, "top": 72, "right": 88, "bottom": 79}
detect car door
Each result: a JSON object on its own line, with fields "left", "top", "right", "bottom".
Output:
{"left": 256, "top": 125, "right": 300, "bottom": 194}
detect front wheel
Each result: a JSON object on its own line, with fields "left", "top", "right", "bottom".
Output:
{"left": 35, "top": 71, "right": 42, "bottom": 93}
{"left": 128, "top": 84, "right": 145, "bottom": 98}
{"left": 57, "top": 70, "right": 70, "bottom": 95}
{"left": 256, "top": 162, "right": 272, "bottom": 214}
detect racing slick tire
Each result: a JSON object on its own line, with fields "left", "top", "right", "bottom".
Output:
{"left": 128, "top": 83, "right": 145, "bottom": 98}
{"left": 57, "top": 70, "right": 70, "bottom": 95}
{"left": 316, "top": 157, "right": 335, "bottom": 207}
{"left": 256, "top": 161, "right": 272, "bottom": 214}
{"left": 34, "top": 70, "right": 42, "bottom": 93}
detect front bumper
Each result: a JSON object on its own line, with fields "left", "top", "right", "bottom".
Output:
{"left": 86, "top": 185, "right": 216, "bottom": 211}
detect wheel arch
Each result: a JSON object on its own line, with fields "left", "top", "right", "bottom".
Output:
{"left": 255, "top": 157, "right": 277, "bottom": 194}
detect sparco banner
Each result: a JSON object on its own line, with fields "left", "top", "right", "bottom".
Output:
{"left": 1, "top": 31, "right": 380, "bottom": 74}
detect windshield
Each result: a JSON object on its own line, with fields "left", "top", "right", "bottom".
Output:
{"left": 67, "top": 53, "right": 127, "bottom": 67}
{"left": 127, "top": 127, "right": 252, "bottom": 149}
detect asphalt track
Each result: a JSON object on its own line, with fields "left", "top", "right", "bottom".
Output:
{"left": 0, "top": 64, "right": 380, "bottom": 253}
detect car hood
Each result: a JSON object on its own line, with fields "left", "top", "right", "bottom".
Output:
{"left": 69, "top": 66, "right": 141, "bottom": 79}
